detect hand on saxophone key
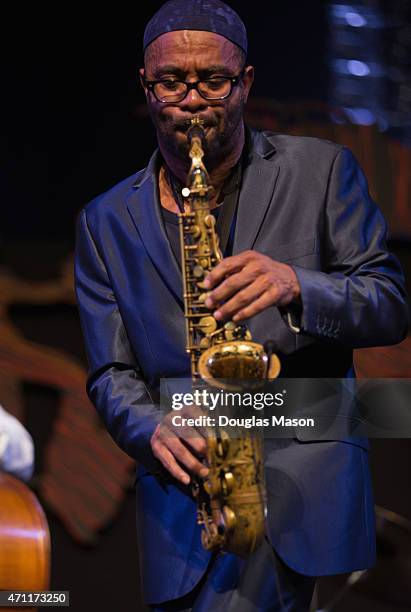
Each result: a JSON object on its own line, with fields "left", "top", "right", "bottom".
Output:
{"left": 151, "top": 405, "right": 210, "bottom": 485}
{"left": 203, "top": 250, "right": 301, "bottom": 322}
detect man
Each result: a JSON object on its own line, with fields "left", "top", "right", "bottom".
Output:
{"left": 74, "top": 1, "right": 409, "bottom": 610}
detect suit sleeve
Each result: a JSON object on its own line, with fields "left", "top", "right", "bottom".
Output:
{"left": 292, "top": 147, "right": 409, "bottom": 347}
{"left": 74, "top": 208, "right": 166, "bottom": 474}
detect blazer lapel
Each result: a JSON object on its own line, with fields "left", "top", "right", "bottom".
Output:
{"left": 124, "top": 131, "right": 280, "bottom": 305}
{"left": 233, "top": 132, "right": 280, "bottom": 254}
{"left": 125, "top": 150, "right": 183, "bottom": 306}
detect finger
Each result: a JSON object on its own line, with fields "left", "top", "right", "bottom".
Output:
{"left": 214, "top": 279, "right": 267, "bottom": 321}
{"left": 181, "top": 432, "right": 208, "bottom": 457}
{"left": 232, "top": 289, "right": 280, "bottom": 322}
{"left": 203, "top": 252, "right": 253, "bottom": 289}
{"left": 152, "top": 441, "right": 191, "bottom": 485}
{"left": 170, "top": 406, "right": 209, "bottom": 450}
{"left": 169, "top": 417, "right": 208, "bottom": 456}
{"left": 205, "top": 270, "right": 255, "bottom": 308}
{"left": 166, "top": 435, "right": 209, "bottom": 478}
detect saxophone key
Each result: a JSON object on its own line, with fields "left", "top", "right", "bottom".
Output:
{"left": 192, "top": 265, "right": 205, "bottom": 279}
{"left": 222, "top": 472, "right": 234, "bottom": 496}
{"left": 204, "top": 214, "right": 216, "bottom": 228}
{"left": 222, "top": 505, "right": 236, "bottom": 532}
{"left": 190, "top": 224, "right": 201, "bottom": 238}
{"left": 198, "top": 316, "right": 218, "bottom": 333}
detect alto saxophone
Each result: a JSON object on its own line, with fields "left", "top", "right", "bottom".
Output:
{"left": 178, "top": 117, "right": 280, "bottom": 557}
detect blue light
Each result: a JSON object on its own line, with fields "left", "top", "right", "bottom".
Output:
{"left": 347, "top": 60, "right": 370, "bottom": 77}
{"left": 345, "top": 11, "right": 367, "bottom": 27}
{"left": 329, "top": 3, "right": 384, "bottom": 28}
{"left": 344, "top": 107, "right": 376, "bottom": 125}
{"left": 331, "top": 59, "right": 384, "bottom": 78}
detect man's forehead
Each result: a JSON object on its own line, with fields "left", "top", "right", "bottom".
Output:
{"left": 145, "top": 30, "right": 241, "bottom": 69}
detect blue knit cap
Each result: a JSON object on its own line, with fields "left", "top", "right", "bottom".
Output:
{"left": 143, "top": 0, "right": 248, "bottom": 55}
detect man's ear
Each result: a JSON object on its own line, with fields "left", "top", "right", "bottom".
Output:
{"left": 242, "top": 65, "right": 254, "bottom": 104}
{"left": 139, "top": 68, "right": 148, "bottom": 96}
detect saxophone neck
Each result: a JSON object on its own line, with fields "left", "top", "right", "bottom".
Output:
{"left": 187, "top": 118, "right": 206, "bottom": 167}
{"left": 185, "top": 118, "right": 214, "bottom": 202}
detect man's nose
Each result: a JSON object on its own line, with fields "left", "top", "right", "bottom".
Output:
{"left": 179, "top": 87, "right": 208, "bottom": 111}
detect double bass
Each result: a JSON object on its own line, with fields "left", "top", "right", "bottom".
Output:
{"left": 0, "top": 472, "right": 50, "bottom": 610}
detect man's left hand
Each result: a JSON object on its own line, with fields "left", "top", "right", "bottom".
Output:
{"left": 203, "top": 250, "right": 301, "bottom": 322}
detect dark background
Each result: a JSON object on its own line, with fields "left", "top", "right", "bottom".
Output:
{"left": 2, "top": 2, "right": 411, "bottom": 611}
{"left": 2, "top": 1, "right": 327, "bottom": 244}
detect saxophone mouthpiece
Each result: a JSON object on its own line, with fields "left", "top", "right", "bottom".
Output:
{"left": 187, "top": 117, "right": 205, "bottom": 142}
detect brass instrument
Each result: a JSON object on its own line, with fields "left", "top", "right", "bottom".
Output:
{"left": 178, "top": 117, "right": 280, "bottom": 556}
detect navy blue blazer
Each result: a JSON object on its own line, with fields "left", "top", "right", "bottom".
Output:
{"left": 75, "top": 130, "right": 408, "bottom": 604}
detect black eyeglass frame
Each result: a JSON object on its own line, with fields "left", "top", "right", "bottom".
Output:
{"left": 143, "top": 68, "right": 246, "bottom": 103}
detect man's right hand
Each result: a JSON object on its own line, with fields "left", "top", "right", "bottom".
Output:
{"left": 151, "top": 407, "right": 210, "bottom": 485}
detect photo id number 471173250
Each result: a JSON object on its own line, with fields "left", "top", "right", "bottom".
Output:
{"left": 0, "top": 591, "right": 69, "bottom": 607}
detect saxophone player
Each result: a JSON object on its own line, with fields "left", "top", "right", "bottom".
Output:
{"left": 74, "top": 1, "right": 409, "bottom": 610}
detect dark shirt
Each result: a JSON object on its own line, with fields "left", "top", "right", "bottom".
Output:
{"left": 160, "top": 158, "right": 243, "bottom": 266}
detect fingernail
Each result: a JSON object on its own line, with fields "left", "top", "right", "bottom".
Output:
{"left": 203, "top": 279, "right": 210, "bottom": 288}
{"left": 214, "top": 310, "right": 222, "bottom": 320}
{"left": 205, "top": 297, "right": 213, "bottom": 308}
{"left": 232, "top": 314, "right": 239, "bottom": 322}
{"left": 183, "top": 475, "right": 190, "bottom": 485}
{"left": 200, "top": 468, "right": 209, "bottom": 478}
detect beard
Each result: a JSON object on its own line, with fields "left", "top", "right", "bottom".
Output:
{"left": 149, "top": 101, "right": 245, "bottom": 172}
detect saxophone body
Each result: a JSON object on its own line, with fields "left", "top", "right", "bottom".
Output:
{"left": 178, "top": 118, "right": 280, "bottom": 557}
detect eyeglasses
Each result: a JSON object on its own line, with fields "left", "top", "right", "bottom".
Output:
{"left": 143, "top": 69, "right": 245, "bottom": 103}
